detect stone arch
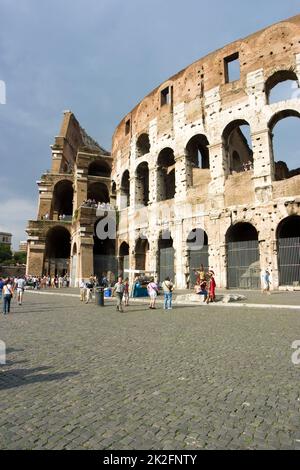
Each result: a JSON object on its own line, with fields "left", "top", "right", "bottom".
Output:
{"left": 226, "top": 222, "right": 260, "bottom": 289}
{"left": 185, "top": 134, "right": 210, "bottom": 187}
{"left": 187, "top": 228, "right": 209, "bottom": 288}
{"left": 88, "top": 160, "right": 111, "bottom": 177}
{"left": 120, "top": 170, "right": 130, "bottom": 209}
{"left": 265, "top": 70, "right": 299, "bottom": 104}
{"left": 119, "top": 241, "right": 130, "bottom": 277}
{"left": 87, "top": 182, "right": 110, "bottom": 203}
{"left": 222, "top": 120, "right": 253, "bottom": 175}
{"left": 158, "top": 230, "right": 175, "bottom": 282}
{"left": 93, "top": 219, "right": 116, "bottom": 281}
{"left": 135, "top": 237, "right": 150, "bottom": 272}
{"left": 277, "top": 215, "right": 300, "bottom": 286}
{"left": 45, "top": 226, "right": 71, "bottom": 276}
{"left": 157, "top": 148, "right": 176, "bottom": 202}
{"left": 268, "top": 109, "right": 300, "bottom": 181}
{"left": 135, "top": 162, "right": 149, "bottom": 207}
{"left": 136, "top": 133, "right": 150, "bottom": 157}
{"left": 52, "top": 180, "right": 73, "bottom": 218}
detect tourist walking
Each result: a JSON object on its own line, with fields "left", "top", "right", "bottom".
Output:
{"left": 80, "top": 279, "right": 86, "bottom": 302}
{"left": 162, "top": 277, "right": 174, "bottom": 310}
{"left": 123, "top": 278, "right": 130, "bottom": 307}
{"left": 147, "top": 278, "right": 158, "bottom": 309}
{"left": 261, "top": 269, "right": 271, "bottom": 295}
{"left": 16, "top": 276, "right": 26, "bottom": 305}
{"left": 113, "top": 276, "right": 125, "bottom": 312}
{"left": 85, "top": 279, "right": 94, "bottom": 304}
{"left": 2, "top": 279, "right": 14, "bottom": 315}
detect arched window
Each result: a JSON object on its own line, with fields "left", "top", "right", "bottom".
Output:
{"left": 266, "top": 71, "right": 300, "bottom": 105}
{"left": 136, "top": 134, "right": 150, "bottom": 157}
{"left": 87, "top": 182, "right": 109, "bottom": 203}
{"left": 45, "top": 226, "right": 71, "bottom": 276}
{"left": 222, "top": 120, "right": 253, "bottom": 175}
{"left": 53, "top": 180, "right": 73, "bottom": 217}
{"left": 185, "top": 134, "right": 210, "bottom": 187}
{"left": 135, "top": 162, "right": 149, "bottom": 206}
{"left": 88, "top": 160, "right": 111, "bottom": 177}
{"left": 187, "top": 229, "right": 209, "bottom": 288}
{"left": 269, "top": 110, "right": 300, "bottom": 181}
{"left": 226, "top": 222, "right": 260, "bottom": 289}
{"left": 157, "top": 148, "right": 176, "bottom": 201}
{"left": 277, "top": 216, "right": 300, "bottom": 286}
{"left": 135, "top": 238, "right": 150, "bottom": 272}
{"left": 120, "top": 171, "right": 130, "bottom": 209}
{"left": 158, "top": 231, "right": 174, "bottom": 282}
{"left": 119, "top": 242, "right": 130, "bottom": 277}
{"left": 93, "top": 219, "right": 116, "bottom": 279}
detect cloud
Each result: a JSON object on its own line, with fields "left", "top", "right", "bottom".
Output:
{"left": 0, "top": 177, "right": 36, "bottom": 250}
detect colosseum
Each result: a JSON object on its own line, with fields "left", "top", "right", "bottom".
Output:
{"left": 26, "top": 14, "right": 300, "bottom": 290}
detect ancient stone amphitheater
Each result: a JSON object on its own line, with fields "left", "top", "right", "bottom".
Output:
{"left": 27, "top": 14, "right": 300, "bottom": 290}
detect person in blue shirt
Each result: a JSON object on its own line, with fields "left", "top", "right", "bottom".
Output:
{"left": 0, "top": 278, "right": 4, "bottom": 301}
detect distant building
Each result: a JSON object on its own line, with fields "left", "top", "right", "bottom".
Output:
{"left": 19, "top": 241, "right": 28, "bottom": 253}
{"left": 0, "top": 232, "right": 12, "bottom": 249}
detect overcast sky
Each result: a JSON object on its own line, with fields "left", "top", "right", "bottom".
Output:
{"left": 0, "top": 0, "right": 299, "bottom": 249}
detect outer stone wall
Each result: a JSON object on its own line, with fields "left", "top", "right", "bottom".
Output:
{"left": 111, "top": 15, "right": 300, "bottom": 289}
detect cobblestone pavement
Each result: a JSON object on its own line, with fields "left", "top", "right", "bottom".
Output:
{"left": 1, "top": 293, "right": 300, "bottom": 450}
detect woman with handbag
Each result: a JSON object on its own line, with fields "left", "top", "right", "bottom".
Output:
{"left": 2, "top": 279, "right": 14, "bottom": 315}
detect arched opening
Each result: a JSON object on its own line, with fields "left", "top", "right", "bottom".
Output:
{"left": 157, "top": 148, "right": 176, "bottom": 201}
{"left": 158, "top": 231, "right": 175, "bottom": 282}
{"left": 121, "top": 170, "right": 130, "bottom": 209}
{"left": 93, "top": 219, "right": 116, "bottom": 280}
{"left": 269, "top": 110, "right": 300, "bottom": 181}
{"left": 266, "top": 71, "right": 300, "bottom": 105}
{"left": 87, "top": 182, "right": 110, "bottom": 203}
{"left": 135, "top": 162, "right": 149, "bottom": 206}
{"left": 277, "top": 216, "right": 300, "bottom": 286}
{"left": 45, "top": 226, "right": 71, "bottom": 276}
{"left": 222, "top": 120, "right": 253, "bottom": 175}
{"left": 226, "top": 222, "right": 260, "bottom": 289}
{"left": 135, "top": 238, "right": 150, "bottom": 272}
{"left": 186, "top": 135, "right": 210, "bottom": 186}
{"left": 119, "top": 242, "right": 129, "bottom": 277}
{"left": 88, "top": 160, "right": 111, "bottom": 177}
{"left": 136, "top": 133, "right": 150, "bottom": 157}
{"left": 187, "top": 229, "right": 209, "bottom": 288}
{"left": 53, "top": 180, "right": 73, "bottom": 218}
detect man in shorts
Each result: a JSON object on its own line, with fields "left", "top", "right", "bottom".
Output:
{"left": 16, "top": 276, "right": 26, "bottom": 306}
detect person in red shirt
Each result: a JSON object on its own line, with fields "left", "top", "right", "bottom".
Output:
{"left": 206, "top": 271, "right": 216, "bottom": 304}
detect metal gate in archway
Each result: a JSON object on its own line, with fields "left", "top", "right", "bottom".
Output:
{"left": 278, "top": 237, "right": 300, "bottom": 286}
{"left": 189, "top": 247, "right": 209, "bottom": 287}
{"left": 227, "top": 240, "right": 260, "bottom": 289}
{"left": 159, "top": 247, "right": 175, "bottom": 282}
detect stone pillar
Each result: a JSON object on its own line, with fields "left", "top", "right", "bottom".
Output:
{"left": 258, "top": 237, "right": 278, "bottom": 290}
{"left": 173, "top": 221, "right": 185, "bottom": 288}
{"left": 174, "top": 154, "right": 188, "bottom": 201}
{"left": 79, "top": 238, "right": 94, "bottom": 280}
{"left": 148, "top": 165, "right": 158, "bottom": 204}
{"left": 251, "top": 128, "right": 274, "bottom": 203}
{"left": 207, "top": 142, "right": 226, "bottom": 209}
{"left": 26, "top": 241, "right": 45, "bottom": 277}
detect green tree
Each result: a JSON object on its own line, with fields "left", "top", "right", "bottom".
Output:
{"left": 13, "top": 251, "right": 27, "bottom": 265}
{"left": 0, "top": 243, "right": 13, "bottom": 264}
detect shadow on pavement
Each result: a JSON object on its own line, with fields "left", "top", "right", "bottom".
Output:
{"left": 0, "top": 366, "right": 79, "bottom": 390}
